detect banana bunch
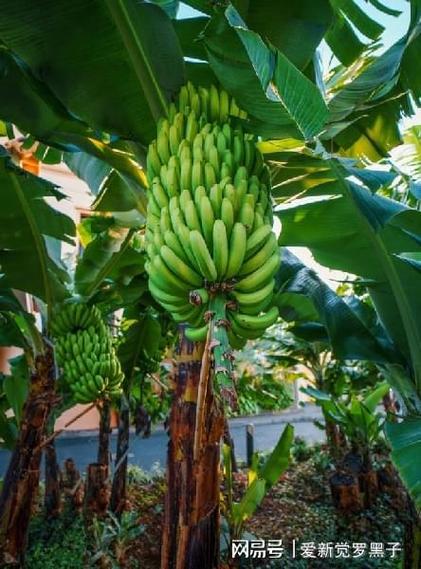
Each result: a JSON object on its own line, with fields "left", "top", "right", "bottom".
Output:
{"left": 146, "top": 83, "right": 279, "bottom": 340}
{"left": 52, "top": 303, "right": 124, "bottom": 404}
{"left": 145, "top": 83, "right": 280, "bottom": 403}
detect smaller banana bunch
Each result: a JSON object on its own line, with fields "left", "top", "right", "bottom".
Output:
{"left": 52, "top": 303, "right": 124, "bottom": 404}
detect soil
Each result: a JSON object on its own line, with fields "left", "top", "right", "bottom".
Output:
{"left": 25, "top": 446, "right": 408, "bottom": 568}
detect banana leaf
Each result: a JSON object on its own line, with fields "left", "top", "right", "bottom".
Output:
{"left": 232, "top": 424, "right": 293, "bottom": 525}
{"left": 204, "top": 5, "right": 328, "bottom": 140}
{"left": 328, "top": 7, "right": 421, "bottom": 124}
{"left": 386, "top": 417, "right": 421, "bottom": 509}
{"left": 117, "top": 313, "right": 162, "bottom": 383}
{"left": 0, "top": 147, "right": 74, "bottom": 318}
{"left": 274, "top": 248, "right": 399, "bottom": 364}
{"left": 276, "top": 157, "right": 421, "bottom": 384}
{"left": 3, "top": 355, "right": 29, "bottom": 425}
{"left": 0, "top": 0, "right": 185, "bottom": 144}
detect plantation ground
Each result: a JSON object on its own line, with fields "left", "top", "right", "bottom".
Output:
{"left": 25, "top": 442, "right": 407, "bottom": 569}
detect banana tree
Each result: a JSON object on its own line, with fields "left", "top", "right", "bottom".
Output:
{"left": 221, "top": 423, "right": 294, "bottom": 551}
{"left": 0, "top": 145, "right": 153, "bottom": 562}
{"left": 0, "top": 148, "right": 75, "bottom": 563}
{"left": 269, "top": 126, "right": 421, "bottom": 568}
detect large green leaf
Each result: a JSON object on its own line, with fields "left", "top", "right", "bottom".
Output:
{"left": 328, "top": 10, "right": 421, "bottom": 124}
{"left": 330, "top": 98, "right": 403, "bottom": 161}
{"left": 238, "top": 0, "right": 333, "bottom": 70}
{"left": 363, "top": 381, "right": 390, "bottom": 412}
{"left": 117, "top": 313, "right": 162, "bottom": 383}
{"left": 390, "top": 123, "right": 421, "bottom": 183}
{"left": 0, "top": 46, "right": 149, "bottom": 199}
{"left": 75, "top": 226, "right": 136, "bottom": 299}
{"left": 0, "top": 48, "right": 91, "bottom": 143}
{"left": 330, "top": 0, "right": 384, "bottom": 40}
{"left": 64, "top": 151, "right": 147, "bottom": 214}
{"left": 182, "top": 0, "right": 212, "bottom": 15}
{"left": 276, "top": 155, "right": 421, "bottom": 385}
{"left": 0, "top": 147, "right": 74, "bottom": 314}
{"left": 149, "top": 0, "right": 179, "bottom": 19}
{"left": 259, "top": 423, "right": 294, "bottom": 487}
{"left": 204, "top": 6, "right": 328, "bottom": 140}
{"left": 325, "top": 12, "right": 367, "bottom": 66}
{"left": 0, "top": 399, "right": 18, "bottom": 450}
{"left": 232, "top": 423, "right": 293, "bottom": 524}
{"left": 386, "top": 417, "right": 421, "bottom": 509}
{"left": 174, "top": 17, "right": 209, "bottom": 61}
{"left": 325, "top": 0, "right": 401, "bottom": 65}
{"left": 274, "top": 248, "right": 399, "bottom": 363}
{"left": 232, "top": 479, "right": 266, "bottom": 524}
{"left": 0, "top": 0, "right": 185, "bottom": 144}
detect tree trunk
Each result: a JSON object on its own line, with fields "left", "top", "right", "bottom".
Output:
{"left": 110, "top": 394, "right": 130, "bottom": 515}
{"left": 84, "top": 463, "right": 110, "bottom": 520}
{"left": 44, "top": 436, "right": 61, "bottom": 518}
{"left": 97, "top": 398, "right": 111, "bottom": 466}
{"left": 358, "top": 448, "right": 378, "bottom": 508}
{"left": 404, "top": 497, "right": 421, "bottom": 569}
{"left": 321, "top": 404, "right": 343, "bottom": 464}
{"left": 161, "top": 327, "right": 225, "bottom": 569}
{"left": 0, "top": 345, "right": 56, "bottom": 566}
{"left": 61, "top": 458, "right": 84, "bottom": 511}
{"left": 329, "top": 472, "right": 362, "bottom": 512}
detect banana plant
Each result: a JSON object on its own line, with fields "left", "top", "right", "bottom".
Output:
{"left": 304, "top": 382, "right": 390, "bottom": 462}
{"left": 221, "top": 423, "right": 294, "bottom": 547}
{"left": 272, "top": 149, "right": 421, "bottom": 508}
{"left": 0, "top": 146, "right": 150, "bottom": 563}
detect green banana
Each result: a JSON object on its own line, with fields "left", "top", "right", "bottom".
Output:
{"left": 213, "top": 219, "right": 229, "bottom": 279}
{"left": 233, "top": 306, "right": 279, "bottom": 330}
{"left": 239, "top": 233, "right": 277, "bottom": 276}
{"left": 149, "top": 280, "right": 189, "bottom": 308}
{"left": 209, "top": 84, "right": 220, "bottom": 122}
{"left": 164, "top": 230, "right": 190, "bottom": 264}
{"left": 225, "top": 223, "right": 247, "bottom": 279}
{"left": 244, "top": 224, "right": 273, "bottom": 259}
{"left": 221, "top": 198, "right": 234, "bottom": 238}
{"left": 235, "top": 252, "right": 280, "bottom": 292}
{"left": 184, "top": 200, "right": 201, "bottom": 231}
{"left": 209, "top": 184, "right": 223, "bottom": 217}
{"left": 160, "top": 245, "right": 203, "bottom": 287}
{"left": 185, "top": 324, "right": 208, "bottom": 342}
{"left": 237, "top": 295, "right": 273, "bottom": 316}
{"left": 150, "top": 255, "right": 191, "bottom": 294}
{"left": 200, "top": 195, "right": 215, "bottom": 250}
{"left": 190, "top": 230, "right": 218, "bottom": 282}
{"left": 145, "top": 83, "right": 281, "bottom": 375}
{"left": 232, "top": 280, "right": 275, "bottom": 306}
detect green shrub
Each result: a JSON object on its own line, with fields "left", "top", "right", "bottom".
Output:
{"left": 26, "top": 511, "right": 87, "bottom": 569}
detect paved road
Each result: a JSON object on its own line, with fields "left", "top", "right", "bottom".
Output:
{"left": 0, "top": 405, "right": 323, "bottom": 477}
